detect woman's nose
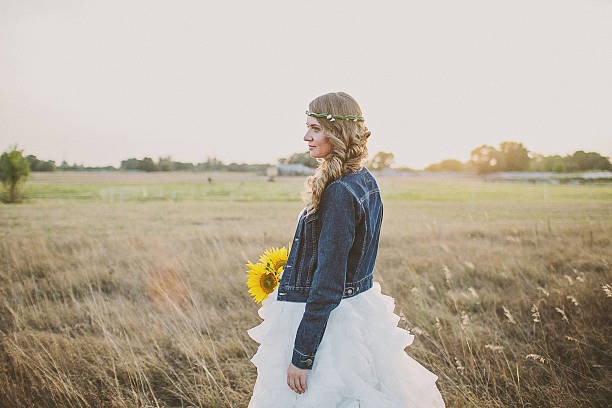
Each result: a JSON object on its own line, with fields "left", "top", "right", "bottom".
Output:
{"left": 304, "top": 132, "right": 312, "bottom": 142}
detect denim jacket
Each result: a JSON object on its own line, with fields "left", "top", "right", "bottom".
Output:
{"left": 276, "top": 166, "right": 383, "bottom": 370}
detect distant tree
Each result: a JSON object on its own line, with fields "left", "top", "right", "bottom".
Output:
{"left": 0, "top": 145, "right": 30, "bottom": 203}
{"left": 173, "top": 161, "right": 195, "bottom": 171}
{"left": 157, "top": 156, "right": 173, "bottom": 171}
{"left": 141, "top": 157, "right": 158, "bottom": 172}
{"left": 25, "top": 155, "right": 56, "bottom": 172}
{"left": 367, "top": 151, "right": 395, "bottom": 170}
{"left": 425, "top": 159, "right": 466, "bottom": 172}
{"left": 569, "top": 151, "right": 612, "bottom": 171}
{"left": 121, "top": 158, "right": 142, "bottom": 170}
{"left": 120, "top": 157, "right": 159, "bottom": 171}
{"left": 59, "top": 160, "right": 70, "bottom": 171}
{"left": 562, "top": 155, "right": 580, "bottom": 172}
{"left": 551, "top": 157, "right": 568, "bottom": 173}
{"left": 470, "top": 144, "right": 500, "bottom": 174}
{"left": 498, "top": 142, "right": 529, "bottom": 171}
{"left": 196, "top": 157, "right": 225, "bottom": 171}
{"left": 285, "top": 152, "right": 319, "bottom": 168}
{"left": 528, "top": 151, "right": 611, "bottom": 173}
{"left": 543, "top": 155, "right": 567, "bottom": 172}
{"left": 227, "top": 162, "right": 246, "bottom": 172}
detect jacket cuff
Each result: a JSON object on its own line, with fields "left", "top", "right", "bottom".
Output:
{"left": 291, "top": 348, "right": 315, "bottom": 370}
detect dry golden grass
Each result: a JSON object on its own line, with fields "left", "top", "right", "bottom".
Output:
{"left": 0, "top": 172, "right": 611, "bottom": 407}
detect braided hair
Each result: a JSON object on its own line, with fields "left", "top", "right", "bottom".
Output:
{"left": 302, "top": 92, "right": 371, "bottom": 216}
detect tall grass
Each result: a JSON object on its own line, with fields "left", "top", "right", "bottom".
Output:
{"left": 1, "top": 173, "right": 610, "bottom": 407}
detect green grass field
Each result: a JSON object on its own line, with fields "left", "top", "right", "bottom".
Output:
{"left": 1, "top": 171, "right": 611, "bottom": 407}
{"left": 19, "top": 171, "right": 612, "bottom": 203}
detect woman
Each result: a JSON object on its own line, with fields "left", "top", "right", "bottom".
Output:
{"left": 247, "top": 92, "right": 445, "bottom": 407}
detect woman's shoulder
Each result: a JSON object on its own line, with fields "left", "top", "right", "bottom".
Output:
{"left": 320, "top": 179, "right": 361, "bottom": 214}
{"left": 336, "top": 166, "right": 376, "bottom": 183}
{"left": 329, "top": 166, "right": 377, "bottom": 195}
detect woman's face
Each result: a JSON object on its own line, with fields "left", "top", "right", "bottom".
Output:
{"left": 304, "top": 116, "right": 332, "bottom": 158}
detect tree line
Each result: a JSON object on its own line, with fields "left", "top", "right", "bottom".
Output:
{"left": 433, "top": 142, "right": 612, "bottom": 174}
{"left": 21, "top": 155, "right": 271, "bottom": 173}
{"left": 118, "top": 156, "right": 269, "bottom": 173}
{"left": 259, "top": 144, "right": 612, "bottom": 174}
{"left": 109, "top": 147, "right": 611, "bottom": 174}
{"left": 4, "top": 141, "right": 612, "bottom": 176}
{"left": 22, "top": 151, "right": 399, "bottom": 173}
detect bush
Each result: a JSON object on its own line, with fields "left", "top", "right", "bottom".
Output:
{"left": 0, "top": 145, "right": 30, "bottom": 203}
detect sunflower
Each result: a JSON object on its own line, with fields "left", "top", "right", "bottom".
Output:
{"left": 246, "top": 262, "right": 279, "bottom": 303}
{"left": 246, "top": 246, "right": 289, "bottom": 303}
{"left": 258, "top": 246, "right": 289, "bottom": 275}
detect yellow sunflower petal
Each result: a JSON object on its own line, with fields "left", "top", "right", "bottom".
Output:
{"left": 245, "top": 261, "right": 279, "bottom": 303}
{"left": 258, "top": 246, "right": 289, "bottom": 273}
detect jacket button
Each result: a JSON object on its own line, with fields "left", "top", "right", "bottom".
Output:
{"left": 305, "top": 358, "right": 313, "bottom": 366}
{"left": 346, "top": 288, "right": 353, "bottom": 295}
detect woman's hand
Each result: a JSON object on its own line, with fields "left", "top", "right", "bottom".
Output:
{"left": 287, "top": 362, "right": 309, "bottom": 394}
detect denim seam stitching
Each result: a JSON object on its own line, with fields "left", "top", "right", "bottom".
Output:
{"left": 293, "top": 347, "right": 315, "bottom": 358}
{"left": 335, "top": 179, "right": 360, "bottom": 201}
{"left": 347, "top": 274, "right": 371, "bottom": 287}
{"left": 335, "top": 180, "right": 366, "bottom": 222}
{"left": 358, "top": 189, "right": 380, "bottom": 205}
{"left": 354, "top": 226, "right": 367, "bottom": 279}
{"left": 354, "top": 274, "right": 372, "bottom": 285}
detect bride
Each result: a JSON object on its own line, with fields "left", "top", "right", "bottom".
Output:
{"left": 247, "top": 91, "right": 445, "bottom": 407}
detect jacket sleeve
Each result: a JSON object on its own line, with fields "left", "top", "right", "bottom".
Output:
{"left": 291, "top": 181, "right": 359, "bottom": 369}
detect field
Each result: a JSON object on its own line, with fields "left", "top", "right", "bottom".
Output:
{"left": 1, "top": 171, "right": 611, "bottom": 407}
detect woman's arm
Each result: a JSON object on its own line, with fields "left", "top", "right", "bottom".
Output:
{"left": 291, "top": 181, "right": 359, "bottom": 369}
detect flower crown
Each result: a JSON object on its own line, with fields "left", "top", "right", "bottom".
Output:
{"left": 305, "top": 110, "right": 364, "bottom": 122}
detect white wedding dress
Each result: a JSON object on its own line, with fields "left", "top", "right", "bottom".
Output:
{"left": 247, "top": 282, "right": 446, "bottom": 407}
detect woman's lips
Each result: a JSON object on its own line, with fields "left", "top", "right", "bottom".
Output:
{"left": 308, "top": 145, "right": 315, "bottom": 150}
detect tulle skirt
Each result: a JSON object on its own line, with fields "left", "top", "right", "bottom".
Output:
{"left": 247, "top": 282, "right": 446, "bottom": 407}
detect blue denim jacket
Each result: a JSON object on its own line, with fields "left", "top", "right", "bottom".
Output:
{"left": 276, "top": 166, "right": 383, "bottom": 370}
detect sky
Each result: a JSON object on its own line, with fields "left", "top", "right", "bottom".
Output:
{"left": 1, "top": 0, "right": 611, "bottom": 170}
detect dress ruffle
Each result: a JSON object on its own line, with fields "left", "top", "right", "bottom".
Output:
{"left": 247, "top": 282, "right": 446, "bottom": 407}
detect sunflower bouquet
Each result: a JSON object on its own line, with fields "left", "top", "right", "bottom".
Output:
{"left": 245, "top": 246, "right": 289, "bottom": 303}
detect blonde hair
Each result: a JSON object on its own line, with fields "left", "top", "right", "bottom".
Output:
{"left": 302, "top": 92, "right": 371, "bottom": 215}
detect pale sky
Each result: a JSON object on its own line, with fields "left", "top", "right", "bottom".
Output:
{"left": 1, "top": 0, "right": 611, "bottom": 170}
